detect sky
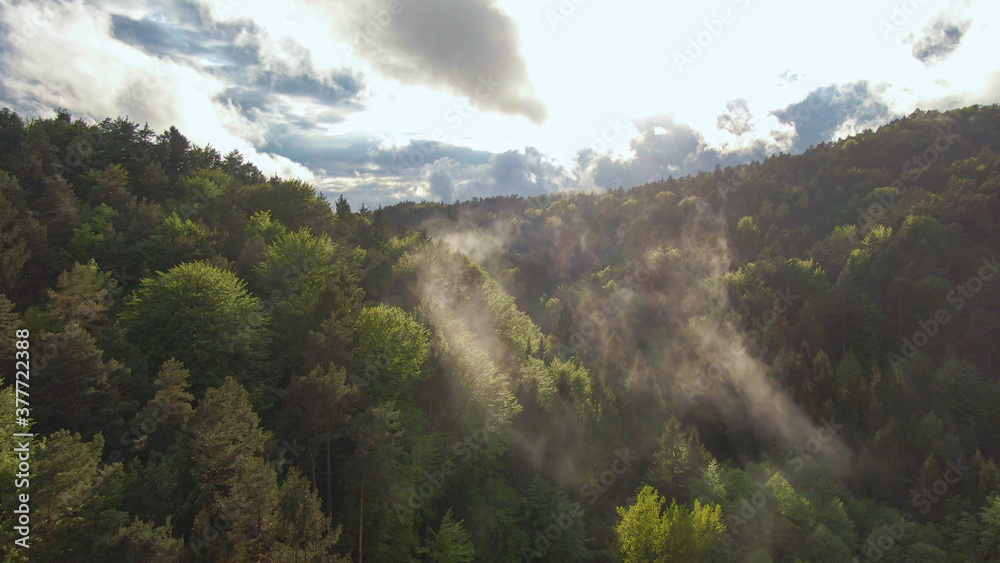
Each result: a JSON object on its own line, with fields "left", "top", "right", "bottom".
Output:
{"left": 1, "top": 0, "right": 998, "bottom": 207}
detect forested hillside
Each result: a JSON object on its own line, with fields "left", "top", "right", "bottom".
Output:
{"left": 1, "top": 105, "right": 999, "bottom": 562}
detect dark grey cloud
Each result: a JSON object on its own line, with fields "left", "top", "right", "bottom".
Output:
{"left": 716, "top": 99, "right": 754, "bottom": 137}
{"left": 315, "top": 144, "right": 572, "bottom": 209}
{"left": 274, "top": 112, "right": 783, "bottom": 209}
{"left": 109, "top": 6, "right": 257, "bottom": 67}
{"left": 576, "top": 115, "right": 769, "bottom": 190}
{"left": 109, "top": 8, "right": 365, "bottom": 122}
{"left": 771, "top": 81, "right": 893, "bottom": 152}
{"left": 908, "top": 14, "right": 970, "bottom": 65}
{"left": 258, "top": 129, "right": 493, "bottom": 180}
{"left": 327, "top": 0, "right": 546, "bottom": 124}
{"left": 405, "top": 147, "right": 570, "bottom": 202}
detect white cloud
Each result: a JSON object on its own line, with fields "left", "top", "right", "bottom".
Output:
{"left": 1, "top": 0, "right": 999, "bottom": 207}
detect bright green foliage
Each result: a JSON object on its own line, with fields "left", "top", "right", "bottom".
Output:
{"left": 122, "top": 261, "right": 269, "bottom": 394}
{"left": 245, "top": 179, "right": 334, "bottom": 232}
{"left": 422, "top": 297, "right": 522, "bottom": 430}
{"left": 139, "top": 213, "right": 215, "bottom": 269}
{"left": 979, "top": 496, "right": 1000, "bottom": 560}
{"left": 352, "top": 304, "right": 430, "bottom": 397}
{"left": 245, "top": 210, "right": 287, "bottom": 245}
{"left": 71, "top": 203, "right": 119, "bottom": 260}
{"left": 256, "top": 228, "right": 338, "bottom": 300}
{"left": 614, "top": 485, "right": 726, "bottom": 562}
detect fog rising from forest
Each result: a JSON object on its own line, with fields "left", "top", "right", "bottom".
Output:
{"left": 2, "top": 1, "right": 1000, "bottom": 561}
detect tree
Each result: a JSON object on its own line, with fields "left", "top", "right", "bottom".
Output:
{"left": 0, "top": 376, "right": 25, "bottom": 556}
{"left": 255, "top": 228, "right": 339, "bottom": 354}
{"left": 28, "top": 431, "right": 129, "bottom": 562}
{"left": 127, "top": 359, "right": 195, "bottom": 454}
{"left": 646, "top": 417, "right": 710, "bottom": 502}
{"left": 245, "top": 179, "right": 334, "bottom": 233}
{"left": 352, "top": 304, "right": 430, "bottom": 399}
{"left": 32, "top": 322, "right": 133, "bottom": 438}
{"left": 181, "top": 378, "right": 289, "bottom": 561}
{"left": 614, "top": 486, "right": 726, "bottom": 563}
{"left": 36, "top": 175, "right": 81, "bottom": 250}
{"left": 109, "top": 518, "right": 185, "bottom": 563}
{"left": 343, "top": 403, "right": 418, "bottom": 562}
{"left": 156, "top": 126, "right": 191, "bottom": 185}
{"left": 44, "top": 260, "right": 115, "bottom": 333}
{"left": 418, "top": 509, "right": 475, "bottom": 563}
{"left": 0, "top": 172, "right": 46, "bottom": 302}
{"left": 85, "top": 164, "right": 135, "bottom": 212}
{"left": 520, "top": 476, "right": 588, "bottom": 561}
{"left": 278, "top": 364, "right": 357, "bottom": 489}
{"left": 978, "top": 496, "right": 1000, "bottom": 561}
{"left": 139, "top": 213, "right": 216, "bottom": 272}
{"left": 0, "top": 294, "right": 20, "bottom": 370}
{"left": 122, "top": 261, "right": 270, "bottom": 396}
{"left": 273, "top": 469, "right": 346, "bottom": 562}
{"left": 335, "top": 195, "right": 351, "bottom": 220}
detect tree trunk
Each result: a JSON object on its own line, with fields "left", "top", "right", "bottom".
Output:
{"left": 310, "top": 445, "right": 317, "bottom": 491}
{"left": 326, "top": 440, "right": 333, "bottom": 514}
{"left": 359, "top": 473, "right": 365, "bottom": 563}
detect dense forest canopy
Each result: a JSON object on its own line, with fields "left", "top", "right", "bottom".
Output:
{"left": 0, "top": 104, "right": 999, "bottom": 562}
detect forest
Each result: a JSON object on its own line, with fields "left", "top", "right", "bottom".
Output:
{"left": 0, "top": 104, "right": 999, "bottom": 562}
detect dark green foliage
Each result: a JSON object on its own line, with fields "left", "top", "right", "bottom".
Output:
{"left": 3, "top": 105, "right": 1000, "bottom": 562}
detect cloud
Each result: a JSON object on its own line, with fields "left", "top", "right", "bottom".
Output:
{"left": 907, "top": 14, "right": 971, "bottom": 66}
{"left": 778, "top": 70, "right": 799, "bottom": 84}
{"left": 257, "top": 123, "right": 567, "bottom": 207}
{"left": 575, "top": 115, "right": 770, "bottom": 190}
{"left": 770, "top": 81, "right": 894, "bottom": 153}
{"left": 330, "top": 145, "right": 570, "bottom": 207}
{"left": 0, "top": 0, "right": 317, "bottom": 182}
{"left": 108, "top": 9, "right": 365, "bottom": 124}
{"left": 325, "top": 0, "right": 547, "bottom": 124}
{"left": 716, "top": 99, "right": 754, "bottom": 137}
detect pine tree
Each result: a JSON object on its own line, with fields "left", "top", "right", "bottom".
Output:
{"left": 278, "top": 364, "right": 357, "bottom": 489}
{"left": 30, "top": 431, "right": 129, "bottom": 562}
{"left": 44, "top": 260, "right": 116, "bottom": 333}
{"left": 418, "top": 509, "right": 475, "bottom": 563}
{"left": 274, "top": 468, "right": 346, "bottom": 562}
{"left": 32, "top": 322, "right": 133, "bottom": 438}
{"left": 128, "top": 359, "right": 195, "bottom": 454}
